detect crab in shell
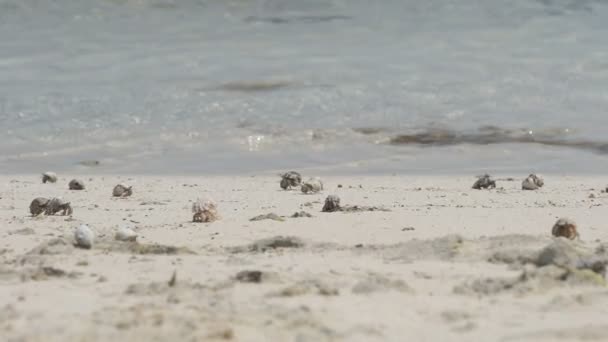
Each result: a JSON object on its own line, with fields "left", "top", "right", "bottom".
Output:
{"left": 301, "top": 178, "right": 324, "bottom": 194}
{"left": 192, "top": 199, "right": 219, "bottom": 223}
{"left": 280, "top": 171, "right": 302, "bottom": 190}
{"left": 322, "top": 195, "right": 341, "bottom": 212}
{"left": 69, "top": 179, "right": 85, "bottom": 190}
{"left": 552, "top": 218, "right": 578, "bottom": 240}
{"left": 522, "top": 174, "right": 544, "bottom": 190}
{"left": 30, "top": 197, "right": 50, "bottom": 216}
{"left": 112, "top": 183, "right": 133, "bottom": 197}
{"left": 42, "top": 172, "right": 58, "bottom": 184}
{"left": 472, "top": 174, "right": 496, "bottom": 190}
{"left": 29, "top": 197, "right": 72, "bottom": 216}
{"left": 45, "top": 197, "right": 73, "bottom": 216}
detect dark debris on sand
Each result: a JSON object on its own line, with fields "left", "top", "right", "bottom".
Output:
{"left": 230, "top": 236, "right": 305, "bottom": 253}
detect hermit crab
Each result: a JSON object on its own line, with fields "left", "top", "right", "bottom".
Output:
{"left": 552, "top": 218, "right": 578, "bottom": 240}
{"left": 112, "top": 183, "right": 133, "bottom": 197}
{"left": 280, "top": 171, "right": 302, "bottom": 190}
{"left": 42, "top": 172, "right": 57, "bottom": 184}
{"left": 301, "top": 178, "right": 324, "bottom": 194}
{"left": 472, "top": 174, "right": 496, "bottom": 190}
{"left": 29, "top": 197, "right": 72, "bottom": 216}
{"left": 522, "top": 174, "right": 544, "bottom": 190}
{"left": 30, "top": 197, "right": 50, "bottom": 216}
{"left": 69, "top": 179, "right": 85, "bottom": 190}
{"left": 46, "top": 197, "right": 73, "bottom": 215}
{"left": 322, "top": 195, "right": 341, "bottom": 212}
{"left": 192, "top": 199, "right": 219, "bottom": 223}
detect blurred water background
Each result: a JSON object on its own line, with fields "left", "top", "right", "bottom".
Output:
{"left": 1, "top": 0, "right": 608, "bottom": 174}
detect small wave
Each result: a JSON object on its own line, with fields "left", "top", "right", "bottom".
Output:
{"left": 244, "top": 15, "right": 351, "bottom": 25}
{"left": 387, "top": 126, "right": 608, "bottom": 154}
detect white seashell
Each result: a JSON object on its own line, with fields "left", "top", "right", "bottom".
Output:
{"left": 115, "top": 225, "right": 137, "bottom": 242}
{"left": 42, "top": 172, "right": 57, "bottom": 184}
{"left": 75, "top": 224, "right": 94, "bottom": 249}
{"left": 301, "top": 178, "right": 324, "bottom": 194}
{"left": 112, "top": 183, "right": 133, "bottom": 197}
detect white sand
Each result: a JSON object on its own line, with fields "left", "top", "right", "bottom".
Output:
{"left": 1, "top": 174, "right": 608, "bottom": 341}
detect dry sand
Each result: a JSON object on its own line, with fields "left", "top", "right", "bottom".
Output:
{"left": 1, "top": 174, "right": 608, "bottom": 341}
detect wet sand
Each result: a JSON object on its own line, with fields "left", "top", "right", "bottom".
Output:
{"left": 1, "top": 174, "right": 608, "bottom": 341}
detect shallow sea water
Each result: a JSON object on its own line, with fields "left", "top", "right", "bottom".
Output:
{"left": 1, "top": 0, "right": 608, "bottom": 174}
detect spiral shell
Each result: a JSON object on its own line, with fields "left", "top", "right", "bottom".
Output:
{"left": 301, "top": 178, "right": 324, "bottom": 194}
{"left": 192, "top": 199, "right": 219, "bottom": 223}
{"left": 322, "top": 195, "right": 341, "bottom": 212}
{"left": 280, "top": 171, "right": 302, "bottom": 190}
{"left": 472, "top": 174, "right": 496, "bottom": 190}
{"left": 112, "top": 183, "right": 133, "bottom": 197}
{"left": 522, "top": 174, "right": 544, "bottom": 190}
{"left": 29, "top": 197, "right": 50, "bottom": 216}
{"left": 552, "top": 218, "right": 578, "bottom": 240}
{"left": 69, "top": 179, "right": 85, "bottom": 190}
{"left": 42, "top": 172, "right": 57, "bottom": 184}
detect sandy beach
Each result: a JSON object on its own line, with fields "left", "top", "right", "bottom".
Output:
{"left": 1, "top": 174, "right": 608, "bottom": 341}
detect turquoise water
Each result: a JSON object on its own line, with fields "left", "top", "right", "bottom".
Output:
{"left": 1, "top": 0, "right": 608, "bottom": 174}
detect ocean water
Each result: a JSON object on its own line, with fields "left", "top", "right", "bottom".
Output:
{"left": 1, "top": 0, "right": 608, "bottom": 175}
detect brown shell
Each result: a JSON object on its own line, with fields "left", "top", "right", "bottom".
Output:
{"left": 69, "top": 179, "right": 85, "bottom": 190}
{"left": 192, "top": 199, "right": 219, "bottom": 223}
{"left": 112, "top": 184, "right": 133, "bottom": 197}
{"left": 472, "top": 174, "right": 496, "bottom": 190}
{"left": 30, "top": 197, "right": 50, "bottom": 216}
{"left": 522, "top": 174, "right": 544, "bottom": 190}
{"left": 322, "top": 195, "right": 341, "bottom": 212}
{"left": 280, "top": 171, "right": 302, "bottom": 190}
{"left": 552, "top": 218, "right": 578, "bottom": 240}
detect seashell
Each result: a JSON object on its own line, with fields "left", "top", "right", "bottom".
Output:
{"left": 472, "top": 174, "right": 496, "bottom": 190}
{"left": 30, "top": 197, "right": 50, "bottom": 216}
{"left": 192, "top": 198, "right": 219, "bottom": 223}
{"left": 112, "top": 183, "right": 133, "bottom": 197}
{"left": 522, "top": 174, "right": 544, "bottom": 190}
{"left": 69, "top": 179, "right": 85, "bottom": 190}
{"left": 301, "top": 178, "right": 324, "bottom": 194}
{"left": 115, "top": 225, "right": 137, "bottom": 242}
{"left": 552, "top": 218, "right": 578, "bottom": 240}
{"left": 44, "top": 197, "right": 73, "bottom": 216}
{"left": 280, "top": 171, "right": 302, "bottom": 190}
{"left": 322, "top": 195, "right": 341, "bottom": 212}
{"left": 74, "top": 224, "right": 94, "bottom": 249}
{"left": 42, "top": 172, "right": 57, "bottom": 184}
